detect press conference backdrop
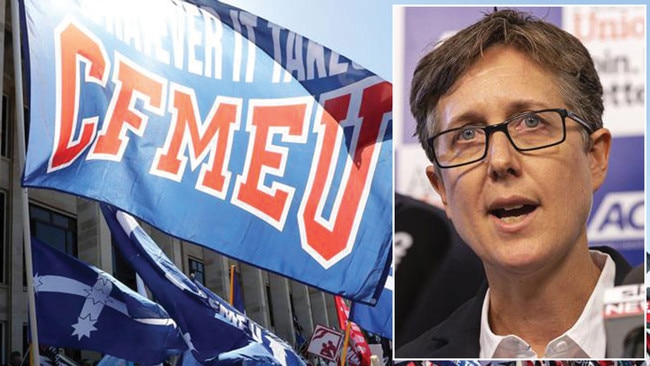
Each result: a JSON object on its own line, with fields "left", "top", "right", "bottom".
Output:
{"left": 394, "top": 6, "right": 645, "bottom": 266}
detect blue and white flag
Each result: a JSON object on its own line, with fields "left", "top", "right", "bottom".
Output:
{"left": 22, "top": 0, "right": 392, "bottom": 304}
{"left": 350, "top": 268, "right": 392, "bottom": 340}
{"left": 31, "top": 237, "right": 186, "bottom": 364}
{"left": 230, "top": 266, "right": 245, "bottom": 314}
{"left": 101, "top": 203, "right": 305, "bottom": 366}
{"left": 96, "top": 355, "right": 135, "bottom": 366}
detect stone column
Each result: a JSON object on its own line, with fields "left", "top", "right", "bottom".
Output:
{"left": 324, "top": 294, "right": 339, "bottom": 329}
{"left": 203, "top": 250, "right": 229, "bottom": 299}
{"left": 268, "top": 273, "right": 295, "bottom": 345}
{"left": 289, "top": 280, "right": 313, "bottom": 344}
{"left": 77, "top": 199, "right": 111, "bottom": 270}
{"left": 309, "top": 288, "right": 330, "bottom": 329}
{"left": 240, "top": 264, "right": 269, "bottom": 328}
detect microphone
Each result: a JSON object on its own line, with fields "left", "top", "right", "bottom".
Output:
{"left": 603, "top": 265, "right": 644, "bottom": 358}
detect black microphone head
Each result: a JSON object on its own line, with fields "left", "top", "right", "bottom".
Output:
{"left": 603, "top": 265, "right": 645, "bottom": 358}
{"left": 622, "top": 265, "right": 644, "bottom": 285}
{"left": 622, "top": 326, "right": 644, "bottom": 358}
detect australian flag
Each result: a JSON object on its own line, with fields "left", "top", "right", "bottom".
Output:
{"left": 31, "top": 237, "right": 186, "bottom": 364}
{"left": 100, "top": 203, "right": 305, "bottom": 366}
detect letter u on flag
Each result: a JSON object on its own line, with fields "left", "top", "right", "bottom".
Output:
{"left": 31, "top": 237, "right": 186, "bottom": 364}
{"left": 21, "top": 0, "right": 392, "bottom": 304}
{"left": 100, "top": 203, "right": 305, "bottom": 366}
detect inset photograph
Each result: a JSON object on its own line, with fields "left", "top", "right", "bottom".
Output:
{"left": 393, "top": 5, "right": 645, "bottom": 359}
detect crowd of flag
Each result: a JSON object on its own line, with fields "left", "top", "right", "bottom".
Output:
{"left": 17, "top": 0, "right": 393, "bottom": 365}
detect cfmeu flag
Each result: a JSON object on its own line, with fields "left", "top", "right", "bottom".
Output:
{"left": 31, "top": 237, "right": 186, "bottom": 364}
{"left": 350, "top": 268, "right": 393, "bottom": 339}
{"left": 21, "top": 0, "right": 392, "bottom": 304}
{"left": 101, "top": 204, "right": 305, "bottom": 366}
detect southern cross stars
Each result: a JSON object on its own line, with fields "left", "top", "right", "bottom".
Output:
{"left": 84, "top": 275, "right": 112, "bottom": 306}
{"left": 71, "top": 314, "right": 98, "bottom": 340}
{"left": 70, "top": 273, "right": 114, "bottom": 340}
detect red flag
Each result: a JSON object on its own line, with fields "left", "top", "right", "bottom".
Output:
{"left": 334, "top": 296, "right": 372, "bottom": 366}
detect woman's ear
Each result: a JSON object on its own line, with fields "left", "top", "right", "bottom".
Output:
{"left": 588, "top": 128, "right": 611, "bottom": 192}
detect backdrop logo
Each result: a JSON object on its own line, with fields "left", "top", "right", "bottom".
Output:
{"left": 587, "top": 191, "right": 644, "bottom": 241}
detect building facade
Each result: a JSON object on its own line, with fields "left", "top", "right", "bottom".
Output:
{"left": 0, "top": 1, "right": 339, "bottom": 362}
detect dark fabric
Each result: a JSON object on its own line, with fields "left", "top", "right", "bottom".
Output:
{"left": 394, "top": 194, "right": 484, "bottom": 348}
{"left": 395, "top": 247, "right": 632, "bottom": 359}
{"left": 396, "top": 283, "right": 486, "bottom": 358}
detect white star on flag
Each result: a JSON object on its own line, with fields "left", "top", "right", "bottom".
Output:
{"left": 70, "top": 272, "right": 114, "bottom": 340}
{"left": 71, "top": 314, "right": 98, "bottom": 340}
{"left": 34, "top": 273, "right": 44, "bottom": 293}
{"left": 84, "top": 276, "right": 112, "bottom": 305}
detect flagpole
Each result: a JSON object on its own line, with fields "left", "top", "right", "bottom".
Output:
{"left": 229, "top": 264, "right": 235, "bottom": 305}
{"left": 339, "top": 321, "right": 351, "bottom": 366}
{"left": 136, "top": 274, "right": 147, "bottom": 297}
{"left": 10, "top": 0, "right": 40, "bottom": 363}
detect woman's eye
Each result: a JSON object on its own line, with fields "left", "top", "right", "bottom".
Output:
{"left": 523, "top": 115, "right": 541, "bottom": 128}
{"left": 460, "top": 128, "right": 476, "bottom": 140}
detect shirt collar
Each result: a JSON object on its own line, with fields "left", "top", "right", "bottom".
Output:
{"left": 479, "top": 250, "right": 616, "bottom": 358}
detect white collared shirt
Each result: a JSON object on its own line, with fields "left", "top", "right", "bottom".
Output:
{"left": 479, "top": 250, "right": 615, "bottom": 358}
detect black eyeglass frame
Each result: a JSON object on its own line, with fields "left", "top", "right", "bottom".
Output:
{"left": 426, "top": 108, "right": 597, "bottom": 169}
